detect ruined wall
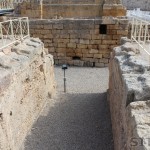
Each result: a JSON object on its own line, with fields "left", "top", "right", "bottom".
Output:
{"left": 30, "top": 18, "right": 128, "bottom": 67}
{"left": 122, "top": 0, "right": 150, "bottom": 11}
{"left": 109, "top": 37, "right": 150, "bottom": 150}
{"left": 0, "top": 38, "right": 56, "bottom": 150}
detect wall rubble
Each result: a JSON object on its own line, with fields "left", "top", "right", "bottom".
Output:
{"left": 109, "top": 37, "right": 150, "bottom": 150}
{"left": 0, "top": 38, "right": 56, "bottom": 150}
{"left": 30, "top": 18, "right": 128, "bottom": 67}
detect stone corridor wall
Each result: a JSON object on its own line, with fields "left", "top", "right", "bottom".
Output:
{"left": 30, "top": 18, "right": 128, "bottom": 67}
{"left": 0, "top": 38, "right": 56, "bottom": 150}
{"left": 109, "top": 37, "right": 150, "bottom": 150}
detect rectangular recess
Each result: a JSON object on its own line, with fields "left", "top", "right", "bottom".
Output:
{"left": 99, "top": 24, "right": 107, "bottom": 34}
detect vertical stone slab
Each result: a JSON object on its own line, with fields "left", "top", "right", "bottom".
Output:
{"left": 103, "top": 0, "right": 126, "bottom": 17}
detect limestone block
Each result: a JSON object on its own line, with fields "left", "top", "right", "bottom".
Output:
{"left": 80, "top": 39, "right": 90, "bottom": 45}
{"left": 103, "top": 53, "right": 110, "bottom": 58}
{"left": 92, "top": 34, "right": 101, "bottom": 40}
{"left": 74, "top": 53, "right": 83, "bottom": 58}
{"left": 107, "top": 30, "right": 117, "bottom": 35}
{"left": 70, "top": 39, "right": 79, "bottom": 44}
{"left": 59, "top": 34, "right": 70, "bottom": 39}
{"left": 2, "top": 47, "right": 11, "bottom": 55}
{"left": 89, "top": 49, "right": 99, "bottom": 54}
{"left": 67, "top": 43, "right": 76, "bottom": 48}
{"left": 57, "top": 43, "right": 67, "bottom": 48}
{"left": 73, "top": 60, "right": 84, "bottom": 66}
{"left": 90, "top": 29, "right": 99, "bottom": 35}
{"left": 70, "top": 34, "right": 81, "bottom": 39}
{"left": 56, "top": 48, "right": 66, "bottom": 53}
{"left": 67, "top": 53, "right": 76, "bottom": 57}
{"left": 102, "top": 40, "right": 117, "bottom": 45}
{"left": 90, "top": 40, "right": 101, "bottom": 45}
{"left": 117, "top": 30, "right": 128, "bottom": 35}
{"left": 83, "top": 54, "right": 94, "bottom": 58}
{"left": 100, "top": 58, "right": 109, "bottom": 63}
{"left": 48, "top": 47, "right": 55, "bottom": 53}
{"left": 44, "top": 25, "right": 53, "bottom": 29}
{"left": 94, "top": 54, "right": 103, "bottom": 59}
{"left": 80, "top": 34, "right": 91, "bottom": 39}
{"left": 99, "top": 44, "right": 109, "bottom": 49}
{"left": 77, "top": 44, "right": 88, "bottom": 49}
{"left": 52, "top": 30, "right": 61, "bottom": 34}
{"left": 88, "top": 45, "right": 98, "bottom": 49}
{"left": 57, "top": 53, "right": 65, "bottom": 57}
{"left": 43, "top": 34, "right": 53, "bottom": 39}
{"left": 82, "top": 49, "right": 89, "bottom": 54}
{"left": 53, "top": 24, "right": 63, "bottom": 29}
{"left": 95, "top": 62, "right": 105, "bottom": 67}
{"left": 103, "top": 4, "right": 127, "bottom": 17}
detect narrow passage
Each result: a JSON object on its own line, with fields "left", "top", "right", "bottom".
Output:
{"left": 23, "top": 67, "right": 114, "bottom": 150}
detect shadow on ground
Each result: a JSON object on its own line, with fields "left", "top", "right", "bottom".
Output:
{"left": 23, "top": 92, "right": 114, "bottom": 150}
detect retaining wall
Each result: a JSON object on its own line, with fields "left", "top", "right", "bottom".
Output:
{"left": 109, "top": 37, "right": 150, "bottom": 150}
{"left": 0, "top": 38, "right": 56, "bottom": 149}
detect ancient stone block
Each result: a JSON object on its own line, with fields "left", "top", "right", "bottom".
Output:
{"left": 89, "top": 49, "right": 99, "bottom": 54}
{"left": 80, "top": 39, "right": 90, "bottom": 44}
{"left": 44, "top": 25, "right": 53, "bottom": 29}
{"left": 94, "top": 54, "right": 103, "bottom": 58}
{"left": 53, "top": 24, "right": 63, "bottom": 29}
{"left": 95, "top": 62, "right": 104, "bottom": 67}
{"left": 77, "top": 44, "right": 88, "bottom": 49}
{"left": 67, "top": 43, "right": 76, "bottom": 48}
{"left": 83, "top": 54, "right": 94, "bottom": 58}
{"left": 57, "top": 43, "right": 67, "bottom": 48}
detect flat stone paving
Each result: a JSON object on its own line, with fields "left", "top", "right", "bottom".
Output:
{"left": 22, "top": 67, "right": 114, "bottom": 150}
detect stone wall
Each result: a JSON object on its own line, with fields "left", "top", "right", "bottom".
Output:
{"left": 30, "top": 18, "right": 128, "bottom": 67}
{"left": 20, "top": 0, "right": 104, "bottom": 19}
{"left": 123, "top": 0, "right": 150, "bottom": 11}
{"left": 19, "top": 0, "right": 127, "bottom": 19}
{"left": 109, "top": 37, "right": 150, "bottom": 150}
{"left": 0, "top": 38, "right": 56, "bottom": 149}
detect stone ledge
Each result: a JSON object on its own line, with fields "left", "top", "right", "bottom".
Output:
{"left": 109, "top": 37, "right": 150, "bottom": 150}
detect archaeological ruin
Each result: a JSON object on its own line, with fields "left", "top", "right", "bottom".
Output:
{"left": 0, "top": 0, "right": 149, "bottom": 150}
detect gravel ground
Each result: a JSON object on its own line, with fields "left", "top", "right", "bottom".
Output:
{"left": 22, "top": 66, "right": 114, "bottom": 150}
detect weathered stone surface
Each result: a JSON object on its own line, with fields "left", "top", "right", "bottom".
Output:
{"left": 109, "top": 37, "right": 150, "bottom": 150}
{"left": 0, "top": 38, "right": 56, "bottom": 150}
{"left": 126, "top": 100, "right": 150, "bottom": 150}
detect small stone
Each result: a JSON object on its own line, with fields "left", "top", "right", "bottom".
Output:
{"left": 2, "top": 48, "right": 11, "bottom": 55}
{"left": 0, "top": 52, "right": 5, "bottom": 56}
